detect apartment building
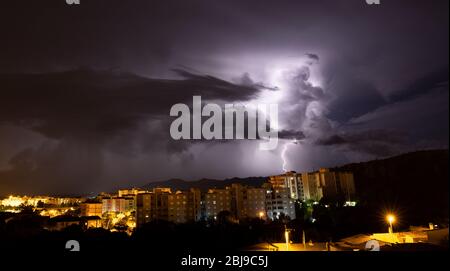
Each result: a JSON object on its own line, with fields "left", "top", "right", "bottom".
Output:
{"left": 102, "top": 197, "right": 135, "bottom": 214}
{"left": 270, "top": 168, "right": 356, "bottom": 203}
{"left": 80, "top": 202, "right": 103, "bottom": 217}
{"left": 135, "top": 188, "right": 171, "bottom": 227}
{"left": 242, "top": 187, "right": 267, "bottom": 219}
{"left": 204, "top": 188, "right": 232, "bottom": 219}
{"left": 168, "top": 188, "right": 201, "bottom": 223}
{"left": 135, "top": 168, "right": 355, "bottom": 226}
{"left": 269, "top": 171, "right": 305, "bottom": 201}
{"left": 265, "top": 188, "right": 296, "bottom": 220}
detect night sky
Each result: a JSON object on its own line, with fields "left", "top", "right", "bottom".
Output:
{"left": 0, "top": 0, "right": 448, "bottom": 196}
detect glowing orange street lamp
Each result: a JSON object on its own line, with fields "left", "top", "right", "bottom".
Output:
{"left": 284, "top": 225, "right": 290, "bottom": 251}
{"left": 258, "top": 211, "right": 265, "bottom": 220}
{"left": 386, "top": 214, "right": 396, "bottom": 234}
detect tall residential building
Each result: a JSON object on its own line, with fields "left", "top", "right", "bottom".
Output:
{"left": 191, "top": 188, "right": 202, "bottom": 221}
{"left": 153, "top": 188, "right": 170, "bottom": 221}
{"left": 242, "top": 187, "right": 267, "bottom": 219}
{"left": 204, "top": 188, "right": 232, "bottom": 219}
{"left": 335, "top": 171, "right": 356, "bottom": 201}
{"left": 102, "top": 197, "right": 135, "bottom": 214}
{"left": 269, "top": 171, "right": 304, "bottom": 201}
{"left": 168, "top": 188, "right": 201, "bottom": 223}
{"left": 80, "top": 203, "right": 103, "bottom": 217}
{"left": 136, "top": 193, "right": 153, "bottom": 227}
{"left": 313, "top": 168, "right": 356, "bottom": 201}
{"left": 212, "top": 184, "right": 267, "bottom": 220}
{"left": 135, "top": 188, "right": 171, "bottom": 227}
{"left": 317, "top": 168, "right": 338, "bottom": 199}
{"left": 265, "top": 188, "right": 296, "bottom": 220}
{"left": 230, "top": 184, "right": 245, "bottom": 218}
{"left": 301, "top": 172, "right": 323, "bottom": 202}
{"left": 270, "top": 169, "right": 356, "bottom": 203}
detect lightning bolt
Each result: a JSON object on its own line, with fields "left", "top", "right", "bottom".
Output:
{"left": 281, "top": 139, "right": 298, "bottom": 172}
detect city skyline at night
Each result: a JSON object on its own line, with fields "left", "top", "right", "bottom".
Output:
{"left": 0, "top": 0, "right": 448, "bottom": 260}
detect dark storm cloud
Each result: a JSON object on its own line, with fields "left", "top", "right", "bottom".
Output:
{"left": 278, "top": 130, "right": 306, "bottom": 140}
{"left": 0, "top": 69, "right": 259, "bottom": 139}
{"left": 326, "top": 78, "right": 387, "bottom": 123}
{"left": 389, "top": 67, "right": 449, "bottom": 103}
{"left": 315, "top": 129, "right": 406, "bottom": 156}
{"left": 304, "top": 54, "right": 320, "bottom": 65}
{"left": 0, "top": 68, "right": 267, "bottom": 161}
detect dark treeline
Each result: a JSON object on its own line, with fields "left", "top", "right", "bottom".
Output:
{"left": 0, "top": 203, "right": 411, "bottom": 253}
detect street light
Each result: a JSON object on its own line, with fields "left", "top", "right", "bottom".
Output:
{"left": 284, "top": 228, "right": 290, "bottom": 251}
{"left": 386, "top": 214, "right": 396, "bottom": 234}
{"left": 259, "top": 211, "right": 264, "bottom": 220}
{"left": 284, "top": 225, "right": 290, "bottom": 251}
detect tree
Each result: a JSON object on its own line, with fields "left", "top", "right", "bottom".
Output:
{"left": 216, "top": 210, "right": 234, "bottom": 224}
{"left": 19, "top": 204, "right": 35, "bottom": 214}
{"left": 36, "top": 200, "right": 45, "bottom": 208}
